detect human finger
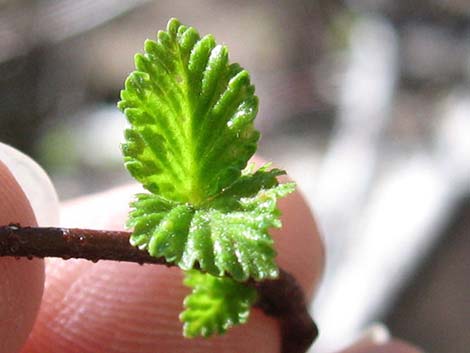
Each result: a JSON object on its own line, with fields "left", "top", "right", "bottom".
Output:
{"left": 0, "top": 154, "right": 45, "bottom": 352}
{"left": 23, "top": 167, "right": 323, "bottom": 352}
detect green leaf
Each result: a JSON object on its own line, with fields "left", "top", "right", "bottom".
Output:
{"left": 215, "top": 162, "right": 287, "bottom": 200}
{"left": 180, "top": 270, "right": 257, "bottom": 337}
{"left": 119, "top": 18, "right": 259, "bottom": 204}
{"left": 127, "top": 167, "right": 295, "bottom": 281}
{"left": 120, "top": 18, "right": 298, "bottom": 338}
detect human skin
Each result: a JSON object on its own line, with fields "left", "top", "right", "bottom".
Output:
{"left": 0, "top": 159, "right": 422, "bottom": 353}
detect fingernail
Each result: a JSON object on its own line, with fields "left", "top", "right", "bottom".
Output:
{"left": 353, "top": 323, "right": 391, "bottom": 349}
{"left": 0, "top": 143, "right": 59, "bottom": 226}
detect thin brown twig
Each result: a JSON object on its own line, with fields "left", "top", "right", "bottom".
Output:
{"left": 0, "top": 224, "right": 317, "bottom": 353}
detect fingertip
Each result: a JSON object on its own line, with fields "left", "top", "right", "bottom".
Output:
{"left": 274, "top": 185, "right": 325, "bottom": 299}
{"left": 0, "top": 143, "right": 59, "bottom": 226}
{"left": 0, "top": 160, "right": 45, "bottom": 353}
{"left": 47, "top": 156, "right": 324, "bottom": 353}
{"left": 24, "top": 262, "right": 280, "bottom": 353}
{"left": 0, "top": 161, "right": 36, "bottom": 226}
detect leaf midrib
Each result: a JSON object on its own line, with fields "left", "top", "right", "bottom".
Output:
{"left": 173, "top": 34, "right": 205, "bottom": 205}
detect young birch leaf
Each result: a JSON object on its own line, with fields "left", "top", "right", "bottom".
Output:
{"left": 118, "top": 18, "right": 259, "bottom": 204}
{"left": 180, "top": 270, "right": 257, "bottom": 337}
{"left": 128, "top": 169, "right": 295, "bottom": 281}
{"left": 120, "top": 18, "right": 297, "bottom": 337}
{"left": 181, "top": 180, "right": 296, "bottom": 281}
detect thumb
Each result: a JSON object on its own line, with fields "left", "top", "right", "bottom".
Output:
{"left": 0, "top": 143, "right": 58, "bottom": 352}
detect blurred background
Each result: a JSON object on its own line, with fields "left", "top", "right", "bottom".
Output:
{"left": 0, "top": 0, "right": 469, "bottom": 352}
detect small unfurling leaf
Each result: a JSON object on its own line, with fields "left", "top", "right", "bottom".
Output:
{"left": 180, "top": 270, "right": 257, "bottom": 337}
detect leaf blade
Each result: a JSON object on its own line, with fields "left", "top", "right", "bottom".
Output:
{"left": 119, "top": 18, "right": 259, "bottom": 204}
{"left": 127, "top": 167, "right": 295, "bottom": 281}
{"left": 180, "top": 270, "right": 257, "bottom": 337}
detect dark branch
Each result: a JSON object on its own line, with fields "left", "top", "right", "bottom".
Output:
{"left": 254, "top": 270, "right": 318, "bottom": 353}
{"left": 0, "top": 224, "right": 169, "bottom": 264}
{"left": 0, "top": 224, "right": 317, "bottom": 353}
